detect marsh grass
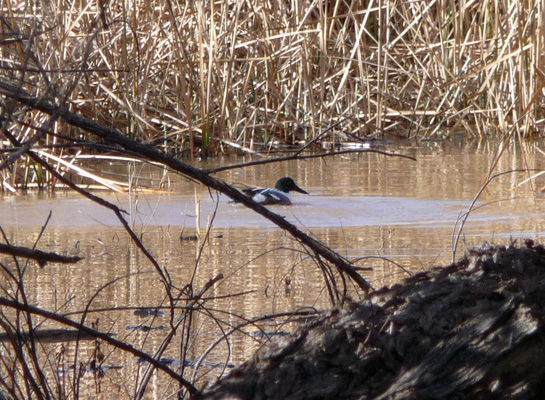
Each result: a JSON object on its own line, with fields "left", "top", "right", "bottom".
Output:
{"left": 1, "top": 1, "right": 544, "bottom": 159}
{"left": 1, "top": 0, "right": 544, "bottom": 189}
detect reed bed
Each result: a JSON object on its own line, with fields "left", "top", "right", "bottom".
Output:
{"left": 0, "top": 0, "right": 544, "bottom": 190}
{"left": 1, "top": 0, "right": 544, "bottom": 158}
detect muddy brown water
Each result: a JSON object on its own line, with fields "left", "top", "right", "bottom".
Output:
{"left": 1, "top": 141, "right": 545, "bottom": 398}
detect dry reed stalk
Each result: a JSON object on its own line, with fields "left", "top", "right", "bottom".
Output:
{"left": 0, "top": 0, "right": 544, "bottom": 186}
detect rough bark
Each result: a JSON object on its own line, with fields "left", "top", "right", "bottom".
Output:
{"left": 193, "top": 241, "right": 545, "bottom": 400}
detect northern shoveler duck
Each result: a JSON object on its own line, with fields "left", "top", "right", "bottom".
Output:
{"left": 242, "top": 177, "right": 308, "bottom": 205}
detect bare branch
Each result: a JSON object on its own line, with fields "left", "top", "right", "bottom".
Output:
{"left": 0, "top": 243, "right": 82, "bottom": 268}
{"left": 0, "top": 80, "right": 373, "bottom": 294}
{"left": 0, "top": 296, "right": 198, "bottom": 395}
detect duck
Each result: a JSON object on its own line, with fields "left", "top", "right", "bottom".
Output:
{"left": 242, "top": 177, "right": 309, "bottom": 205}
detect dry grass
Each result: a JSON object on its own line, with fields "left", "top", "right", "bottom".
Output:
{"left": 2, "top": 1, "right": 544, "bottom": 143}
{"left": 0, "top": 0, "right": 544, "bottom": 188}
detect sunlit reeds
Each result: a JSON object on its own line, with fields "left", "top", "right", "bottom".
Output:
{"left": 1, "top": 0, "right": 544, "bottom": 161}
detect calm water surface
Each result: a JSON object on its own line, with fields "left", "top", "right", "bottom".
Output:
{"left": 2, "top": 141, "right": 545, "bottom": 398}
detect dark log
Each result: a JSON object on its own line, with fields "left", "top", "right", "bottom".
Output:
{"left": 193, "top": 241, "right": 545, "bottom": 400}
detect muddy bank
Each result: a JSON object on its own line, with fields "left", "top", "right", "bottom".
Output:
{"left": 193, "top": 241, "right": 545, "bottom": 399}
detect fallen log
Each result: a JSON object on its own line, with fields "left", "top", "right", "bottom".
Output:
{"left": 193, "top": 241, "right": 545, "bottom": 399}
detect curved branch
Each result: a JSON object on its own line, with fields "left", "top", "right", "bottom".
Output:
{"left": 0, "top": 81, "right": 373, "bottom": 293}
{"left": 0, "top": 296, "right": 198, "bottom": 395}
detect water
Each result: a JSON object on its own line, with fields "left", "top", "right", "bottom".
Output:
{"left": 0, "top": 193, "right": 478, "bottom": 228}
{"left": 1, "top": 141, "right": 545, "bottom": 398}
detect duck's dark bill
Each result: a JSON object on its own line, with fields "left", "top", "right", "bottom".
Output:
{"left": 292, "top": 185, "right": 309, "bottom": 194}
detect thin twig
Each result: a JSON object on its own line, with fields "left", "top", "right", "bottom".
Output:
{"left": 205, "top": 148, "right": 417, "bottom": 175}
{"left": 0, "top": 296, "right": 198, "bottom": 395}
